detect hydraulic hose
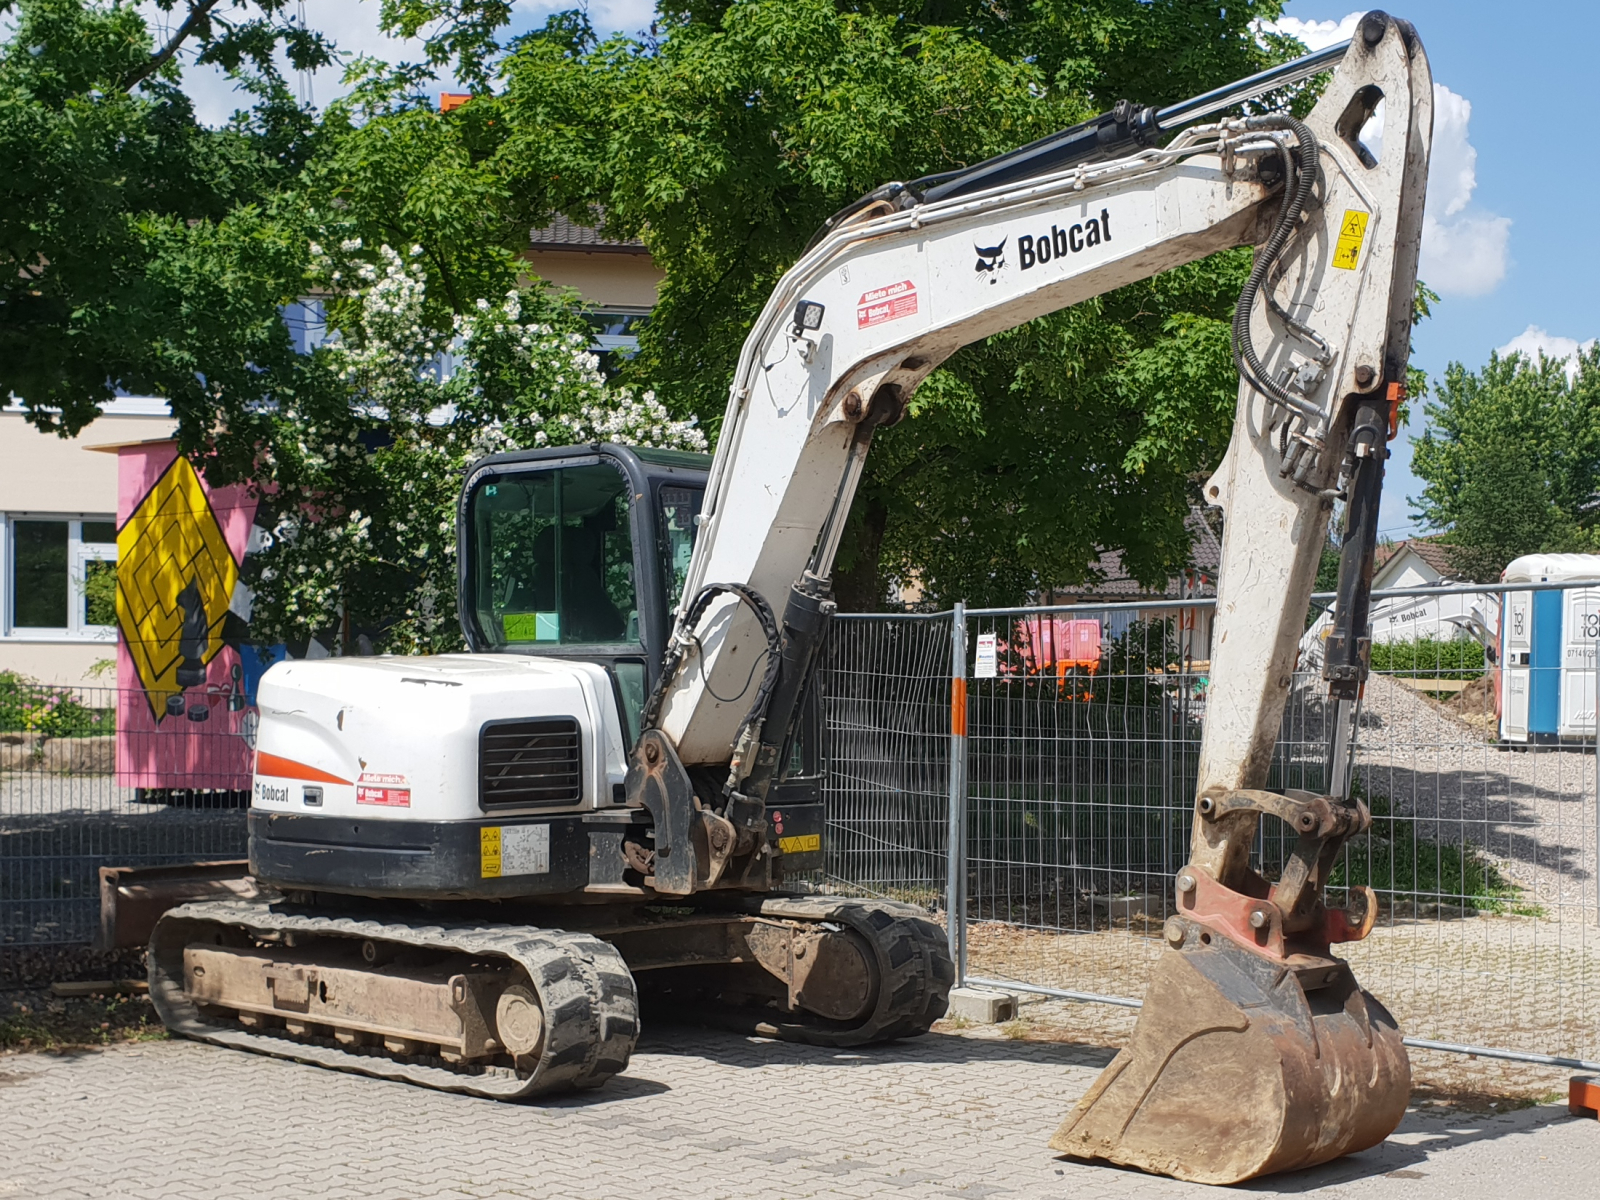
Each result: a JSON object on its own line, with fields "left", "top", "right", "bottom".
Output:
{"left": 1232, "top": 115, "right": 1323, "bottom": 425}
{"left": 640, "top": 582, "right": 783, "bottom": 755}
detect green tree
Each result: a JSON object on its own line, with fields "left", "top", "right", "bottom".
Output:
{"left": 244, "top": 243, "right": 704, "bottom": 653}
{"left": 1411, "top": 348, "right": 1600, "bottom": 580}
{"left": 476, "top": 0, "right": 1300, "bottom": 607}
{"left": 0, "top": 0, "right": 333, "bottom": 437}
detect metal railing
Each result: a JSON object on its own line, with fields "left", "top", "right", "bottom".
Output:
{"left": 817, "top": 578, "right": 1600, "bottom": 1072}
{"left": 1, "top": 679, "right": 249, "bottom": 951}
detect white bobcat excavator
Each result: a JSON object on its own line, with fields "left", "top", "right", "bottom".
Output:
{"left": 136, "top": 12, "right": 1429, "bottom": 1184}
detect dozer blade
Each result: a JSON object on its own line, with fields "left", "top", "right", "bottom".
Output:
{"left": 1051, "top": 935, "right": 1410, "bottom": 1185}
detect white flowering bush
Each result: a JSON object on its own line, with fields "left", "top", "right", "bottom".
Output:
{"left": 245, "top": 242, "right": 705, "bottom": 654}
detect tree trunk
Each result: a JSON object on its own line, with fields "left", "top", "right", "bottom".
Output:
{"left": 831, "top": 495, "right": 890, "bottom": 613}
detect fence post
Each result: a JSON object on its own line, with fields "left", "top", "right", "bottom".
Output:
{"left": 946, "top": 601, "right": 968, "bottom": 982}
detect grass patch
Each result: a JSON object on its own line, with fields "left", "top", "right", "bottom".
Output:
{"left": 1, "top": 992, "right": 166, "bottom": 1052}
{"left": 1330, "top": 785, "right": 1540, "bottom": 916}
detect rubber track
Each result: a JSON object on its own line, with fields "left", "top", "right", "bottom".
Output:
{"left": 740, "top": 895, "right": 955, "bottom": 1045}
{"left": 148, "top": 898, "right": 639, "bottom": 1099}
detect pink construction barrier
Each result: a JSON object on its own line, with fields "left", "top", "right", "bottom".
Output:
{"left": 1010, "top": 615, "right": 1103, "bottom": 675}
{"left": 114, "top": 441, "right": 259, "bottom": 791}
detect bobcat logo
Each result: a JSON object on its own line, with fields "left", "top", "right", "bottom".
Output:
{"left": 974, "top": 239, "right": 1006, "bottom": 279}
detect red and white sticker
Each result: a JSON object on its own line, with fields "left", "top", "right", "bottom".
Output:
{"left": 856, "top": 280, "right": 918, "bottom": 329}
{"left": 357, "top": 772, "right": 410, "bottom": 807}
{"left": 357, "top": 786, "right": 410, "bottom": 807}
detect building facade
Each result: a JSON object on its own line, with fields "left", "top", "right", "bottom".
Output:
{"left": 0, "top": 399, "right": 175, "bottom": 685}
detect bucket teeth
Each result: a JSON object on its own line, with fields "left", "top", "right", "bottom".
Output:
{"left": 1052, "top": 938, "right": 1410, "bottom": 1185}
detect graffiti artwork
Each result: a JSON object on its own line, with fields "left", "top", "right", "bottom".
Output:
{"left": 113, "top": 443, "right": 264, "bottom": 794}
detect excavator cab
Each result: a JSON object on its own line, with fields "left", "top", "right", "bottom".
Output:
{"left": 459, "top": 444, "right": 711, "bottom": 744}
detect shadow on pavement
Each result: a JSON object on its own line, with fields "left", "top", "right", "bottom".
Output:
{"left": 1232, "top": 1101, "right": 1580, "bottom": 1192}
{"left": 635, "top": 1017, "right": 1118, "bottom": 1071}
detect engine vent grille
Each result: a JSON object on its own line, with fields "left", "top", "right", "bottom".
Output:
{"left": 479, "top": 717, "right": 582, "bottom": 809}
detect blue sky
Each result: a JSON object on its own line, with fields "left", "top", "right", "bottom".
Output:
{"left": 163, "top": 0, "right": 1594, "bottom": 539}
{"left": 1269, "top": 3, "right": 1600, "bottom": 538}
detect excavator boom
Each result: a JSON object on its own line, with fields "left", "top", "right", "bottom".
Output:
{"left": 647, "top": 9, "right": 1431, "bottom": 1184}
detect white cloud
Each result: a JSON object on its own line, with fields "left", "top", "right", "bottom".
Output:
{"left": 1496, "top": 326, "right": 1596, "bottom": 379}
{"left": 1418, "top": 85, "right": 1511, "bottom": 296}
{"left": 1259, "top": 12, "right": 1510, "bottom": 298}
{"left": 1265, "top": 14, "right": 1362, "bottom": 52}
{"left": 514, "top": 0, "right": 658, "bottom": 38}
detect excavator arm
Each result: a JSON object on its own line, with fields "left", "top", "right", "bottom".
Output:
{"left": 628, "top": 10, "right": 1432, "bottom": 1184}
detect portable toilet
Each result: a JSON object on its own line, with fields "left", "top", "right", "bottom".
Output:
{"left": 1499, "top": 554, "right": 1600, "bottom": 743}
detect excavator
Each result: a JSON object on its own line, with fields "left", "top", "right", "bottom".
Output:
{"left": 133, "top": 12, "right": 1430, "bottom": 1185}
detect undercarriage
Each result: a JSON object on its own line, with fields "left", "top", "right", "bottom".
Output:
{"left": 148, "top": 893, "right": 954, "bottom": 1097}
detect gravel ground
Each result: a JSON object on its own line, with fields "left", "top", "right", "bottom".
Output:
{"left": 965, "top": 909, "right": 1600, "bottom": 1073}
{"left": 1352, "top": 674, "right": 1599, "bottom": 911}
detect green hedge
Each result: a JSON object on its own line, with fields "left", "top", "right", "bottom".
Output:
{"left": 1368, "top": 636, "right": 1486, "bottom": 679}
{"left": 0, "top": 672, "right": 115, "bottom": 738}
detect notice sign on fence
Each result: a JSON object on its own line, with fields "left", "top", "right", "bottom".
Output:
{"left": 974, "top": 633, "right": 998, "bottom": 678}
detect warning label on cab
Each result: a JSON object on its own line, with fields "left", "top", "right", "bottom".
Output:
{"left": 857, "top": 280, "right": 918, "bottom": 329}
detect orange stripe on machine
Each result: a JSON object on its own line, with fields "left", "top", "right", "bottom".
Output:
{"left": 255, "top": 751, "right": 351, "bottom": 786}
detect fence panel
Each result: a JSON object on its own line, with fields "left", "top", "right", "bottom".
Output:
{"left": 816, "top": 614, "right": 953, "bottom": 904}
{"left": 1, "top": 680, "right": 248, "bottom": 952}
{"left": 818, "top": 583, "right": 1600, "bottom": 1069}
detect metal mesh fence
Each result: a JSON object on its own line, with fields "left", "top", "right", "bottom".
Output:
{"left": 821, "top": 583, "right": 1600, "bottom": 1069}
{"left": 1, "top": 680, "right": 248, "bottom": 950}
{"left": 816, "top": 614, "right": 951, "bottom": 904}
{"left": 8, "top": 582, "right": 1600, "bottom": 1069}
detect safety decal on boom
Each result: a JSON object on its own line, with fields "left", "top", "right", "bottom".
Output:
{"left": 1332, "top": 210, "right": 1370, "bottom": 270}
{"left": 857, "top": 281, "right": 918, "bottom": 329}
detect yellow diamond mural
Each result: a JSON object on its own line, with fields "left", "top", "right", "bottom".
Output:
{"left": 116, "top": 455, "right": 241, "bottom": 721}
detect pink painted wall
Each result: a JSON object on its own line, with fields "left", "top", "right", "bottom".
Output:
{"left": 115, "top": 442, "right": 260, "bottom": 791}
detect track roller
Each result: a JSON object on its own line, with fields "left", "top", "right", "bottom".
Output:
{"left": 149, "top": 898, "right": 639, "bottom": 1098}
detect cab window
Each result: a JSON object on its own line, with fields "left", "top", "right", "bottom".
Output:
{"left": 471, "top": 463, "right": 639, "bottom": 647}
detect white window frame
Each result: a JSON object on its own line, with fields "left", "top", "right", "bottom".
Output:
{"left": 1, "top": 513, "right": 118, "bottom": 643}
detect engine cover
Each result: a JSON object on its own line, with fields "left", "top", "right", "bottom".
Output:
{"left": 251, "top": 654, "right": 629, "bottom": 823}
{"left": 246, "top": 654, "right": 637, "bottom": 898}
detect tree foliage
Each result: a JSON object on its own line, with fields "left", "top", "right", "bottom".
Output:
{"left": 470, "top": 0, "right": 1302, "bottom": 607}
{"left": 1412, "top": 348, "right": 1600, "bottom": 580}
{"left": 0, "top": 0, "right": 331, "bottom": 436}
{"left": 14, "top": 0, "right": 1338, "bottom": 638}
{"left": 245, "top": 243, "right": 704, "bottom": 653}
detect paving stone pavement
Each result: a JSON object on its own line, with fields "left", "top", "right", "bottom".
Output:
{"left": 0, "top": 1024, "right": 1594, "bottom": 1200}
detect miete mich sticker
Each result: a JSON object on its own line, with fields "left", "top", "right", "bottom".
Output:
{"left": 856, "top": 280, "right": 918, "bottom": 329}
{"left": 356, "top": 772, "right": 410, "bottom": 807}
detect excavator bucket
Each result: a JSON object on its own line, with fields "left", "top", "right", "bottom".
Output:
{"left": 1055, "top": 788, "right": 1414, "bottom": 1183}
{"left": 1051, "top": 938, "right": 1410, "bottom": 1184}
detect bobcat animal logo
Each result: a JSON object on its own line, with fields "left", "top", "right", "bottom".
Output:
{"left": 974, "top": 238, "right": 1006, "bottom": 279}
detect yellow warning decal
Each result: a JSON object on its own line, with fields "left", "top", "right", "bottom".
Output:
{"left": 480, "top": 826, "right": 503, "bottom": 878}
{"left": 778, "top": 834, "right": 822, "bottom": 855}
{"left": 1332, "top": 209, "right": 1370, "bottom": 270}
